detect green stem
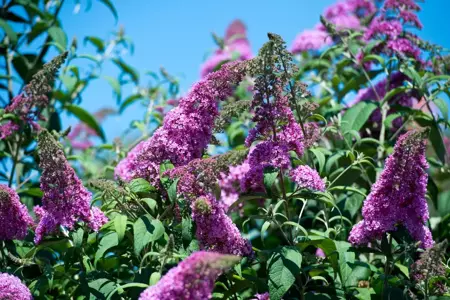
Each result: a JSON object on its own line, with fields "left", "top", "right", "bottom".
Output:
{"left": 329, "top": 163, "right": 354, "bottom": 188}
{"left": 8, "top": 136, "right": 22, "bottom": 187}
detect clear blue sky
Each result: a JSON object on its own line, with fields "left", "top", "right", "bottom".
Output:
{"left": 57, "top": 0, "right": 450, "bottom": 142}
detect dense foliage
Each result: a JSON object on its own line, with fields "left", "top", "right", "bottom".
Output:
{"left": 0, "top": 0, "right": 449, "bottom": 299}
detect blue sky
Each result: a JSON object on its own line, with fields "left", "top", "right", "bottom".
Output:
{"left": 57, "top": 0, "right": 450, "bottom": 142}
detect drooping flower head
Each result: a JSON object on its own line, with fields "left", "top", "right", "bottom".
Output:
{"left": 200, "top": 20, "right": 252, "bottom": 77}
{"left": 35, "top": 129, "right": 107, "bottom": 243}
{"left": 0, "top": 52, "right": 68, "bottom": 139}
{"left": 0, "top": 273, "right": 32, "bottom": 300}
{"left": 192, "top": 194, "right": 253, "bottom": 256}
{"left": 115, "top": 62, "right": 244, "bottom": 186}
{"left": 139, "top": 251, "right": 239, "bottom": 300}
{"left": 0, "top": 184, "right": 33, "bottom": 241}
{"left": 349, "top": 129, "right": 433, "bottom": 248}
{"left": 290, "top": 165, "right": 326, "bottom": 192}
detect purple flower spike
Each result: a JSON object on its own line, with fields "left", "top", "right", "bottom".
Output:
{"left": 115, "top": 62, "right": 244, "bottom": 185}
{"left": 35, "top": 129, "right": 107, "bottom": 243}
{"left": 192, "top": 194, "right": 253, "bottom": 256}
{"left": 0, "top": 184, "right": 33, "bottom": 241}
{"left": 349, "top": 129, "right": 433, "bottom": 248}
{"left": 139, "top": 251, "right": 239, "bottom": 300}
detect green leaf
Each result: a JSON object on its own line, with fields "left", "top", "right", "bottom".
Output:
{"left": 263, "top": 168, "right": 279, "bottom": 197}
{"left": 268, "top": 246, "right": 302, "bottom": 300}
{"left": 342, "top": 101, "right": 378, "bottom": 133}
{"left": 66, "top": 104, "right": 106, "bottom": 141}
{"left": 129, "top": 178, "right": 153, "bottom": 194}
{"left": 133, "top": 215, "right": 164, "bottom": 255}
{"left": 114, "top": 215, "right": 127, "bottom": 242}
{"left": 84, "top": 36, "right": 105, "bottom": 53}
{"left": 48, "top": 26, "right": 68, "bottom": 51}
{"left": 99, "top": 0, "right": 118, "bottom": 22}
{"left": 72, "top": 228, "right": 84, "bottom": 248}
{"left": 261, "top": 221, "right": 271, "bottom": 244}
{"left": 112, "top": 58, "right": 139, "bottom": 83}
{"left": 394, "top": 262, "right": 409, "bottom": 278}
{"left": 434, "top": 98, "right": 448, "bottom": 121}
{"left": 95, "top": 232, "right": 118, "bottom": 265}
{"left": 0, "top": 19, "right": 18, "bottom": 44}
{"left": 309, "top": 148, "right": 326, "bottom": 174}
{"left": 104, "top": 76, "right": 121, "bottom": 102}
{"left": 120, "top": 94, "right": 144, "bottom": 113}
{"left": 167, "top": 178, "right": 180, "bottom": 204}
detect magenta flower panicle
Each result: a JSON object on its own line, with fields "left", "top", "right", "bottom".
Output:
{"left": 35, "top": 129, "right": 107, "bottom": 243}
{"left": 0, "top": 184, "right": 33, "bottom": 241}
{"left": 0, "top": 273, "right": 32, "bottom": 300}
{"left": 349, "top": 129, "right": 433, "bottom": 248}
{"left": 139, "top": 251, "right": 240, "bottom": 300}
{"left": 115, "top": 62, "right": 244, "bottom": 186}
{"left": 290, "top": 165, "right": 326, "bottom": 192}
{"left": 192, "top": 194, "right": 253, "bottom": 256}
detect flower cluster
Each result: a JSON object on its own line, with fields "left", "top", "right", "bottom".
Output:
{"left": 115, "top": 62, "right": 244, "bottom": 186}
{"left": 253, "top": 292, "right": 270, "bottom": 300}
{"left": 192, "top": 194, "right": 253, "bottom": 256}
{"left": 290, "top": 165, "right": 326, "bottom": 192}
{"left": 0, "top": 52, "right": 68, "bottom": 139}
{"left": 35, "top": 129, "right": 107, "bottom": 243}
{"left": 0, "top": 184, "right": 33, "bottom": 241}
{"left": 363, "top": 0, "right": 422, "bottom": 59}
{"left": 0, "top": 273, "right": 32, "bottom": 300}
{"left": 349, "top": 129, "right": 433, "bottom": 248}
{"left": 291, "top": 0, "right": 376, "bottom": 53}
{"left": 200, "top": 20, "right": 252, "bottom": 77}
{"left": 139, "top": 251, "right": 239, "bottom": 300}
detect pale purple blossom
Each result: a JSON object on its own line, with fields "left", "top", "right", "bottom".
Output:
{"left": 290, "top": 165, "right": 326, "bottom": 192}
{"left": 291, "top": 28, "right": 332, "bottom": 53}
{"left": 349, "top": 129, "right": 433, "bottom": 248}
{"left": 0, "top": 273, "right": 32, "bottom": 300}
{"left": 0, "top": 184, "right": 33, "bottom": 241}
{"left": 139, "top": 251, "right": 239, "bottom": 300}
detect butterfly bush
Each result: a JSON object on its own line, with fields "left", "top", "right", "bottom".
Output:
{"left": 192, "top": 194, "right": 253, "bottom": 256}
{"left": 35, "top": 129, "right": 107, "bottom": 243}
{"left": 0, "top": 273, "right": 32, "bottom": 300}
{"left": 349, "top": 129, "right": 433, "bottom": 248}
{"left": 0, "top": 184, "right": 33, "bottom": 240}
{"left": 139, "top": 251, "right": 239, "bottom": 300}
{"left": 200, "top": 20, "right": 252, "bottom": 77}
{"left": 0, "top": 0, "right": 449, "bottom": 298}
{"left": 115, "top": 62, "right": 244, "bottom": 186}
